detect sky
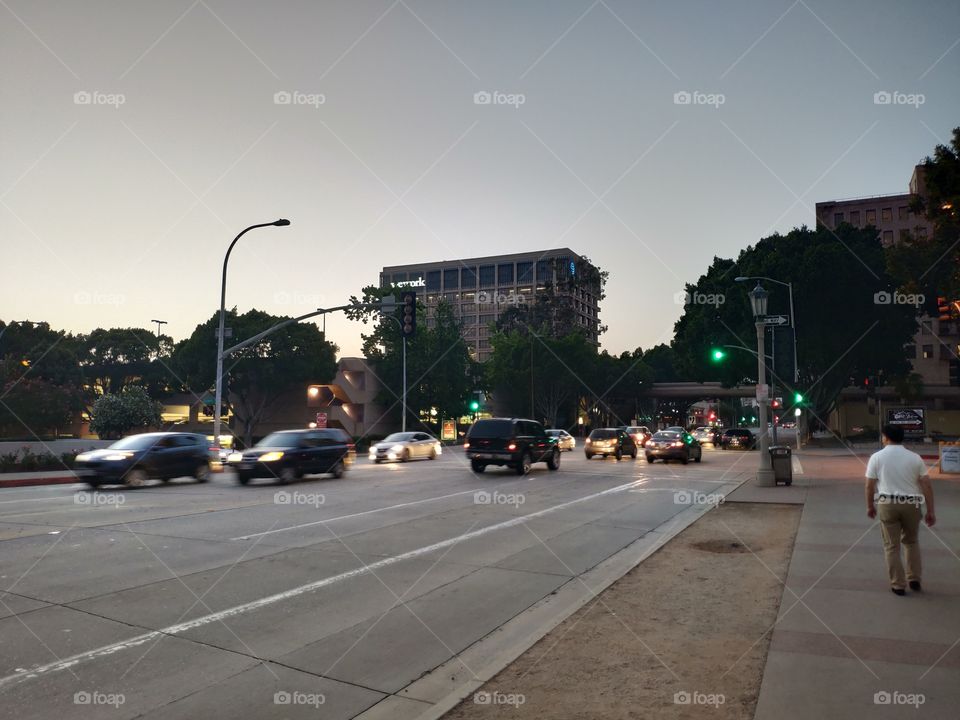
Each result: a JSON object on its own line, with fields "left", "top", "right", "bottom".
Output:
{"left": 2, "top": 0, "right": 959, "bottom": 359}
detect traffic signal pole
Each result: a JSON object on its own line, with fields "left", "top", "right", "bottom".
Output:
{"left": 402, "top": 335, "right": 407, "bottom": 432}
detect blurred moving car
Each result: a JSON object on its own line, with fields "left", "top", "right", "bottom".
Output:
{"left": 228, "top": 428, "right": 355, "bottom": 484}
{"left": 546, "top": 429, "right": 576, "bottom": 451}
{"left": 665, "top": 426, "right": 686, "bottom": 433}
{"left": 692, "top": 426, "right": 722, "bottom": 445}
{"left": 644, "top": 430, "right": 702, "bottom": 464}
{"left": 720, "top": 428, "right": 757, "bottom": 450}
{"left": 75, "top": 432, "right": 214, "bottom": 488}
{"left": 369, "top": 432, "right": 441, "bottom": 463}
{"left": 585, "top": 428, "right": 638, "bottom": 460}
{"left": 620, "top": 425, "right": 652, "bottom": 447}
{"left": 465, "top": 418, "right": 561, "bottom": 474}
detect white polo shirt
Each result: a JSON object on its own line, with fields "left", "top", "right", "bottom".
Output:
{"left": 865, "top": 444, "right": 928, "bottom": 501}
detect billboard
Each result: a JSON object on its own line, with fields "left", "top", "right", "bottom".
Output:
{"left": 886, "top": 407, "right": 925, "bottom": 438}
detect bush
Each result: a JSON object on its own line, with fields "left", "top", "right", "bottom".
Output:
{"left": 90, "top": 386, "right": 162, "bottom": 439}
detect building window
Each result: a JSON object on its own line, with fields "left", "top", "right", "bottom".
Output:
{"left": 516, "top": 262, "right": 533, "bottom": 284}
{"left": 881, "top": 208, "right": 893, "bottom": 222}
{"left": 497, "top": 263, "right": 514, "bottom": 285}
{"left": 898, "top": 206, "right": 909, "bottom": 220}
{"left": 426, "top": 270, "right": 441, "bottom": 291}
{"left": 443, "top": 268, "right": 459, "bottom": 289}
{"left": 833, "top": 212, "right": 844, "bottom": 226}
{"left": 899, "top": 229, "right": 911, "bottom": 243}
{"left": 444, "top": 292, "right": 458, "bottom": 305}
{"left": 479, "top": 314, "right": 495, "bottom": 326}
{"left": 536, "top": 260, "right": 551, "bottom": 283}
{"left": 392, "top": 272, "right": 407, "bottom": 284}
{"left": 479, "top": 264, "right": 495, "bottom": 287}
{"left": 461, "top": 266, "right": 477, "bottom": 288}
{"left": 922, "top": 345, "right": 934, "bottom": 359}
{"left": 849, "top": 210, "right": 860, "bottom": 226}
{"left": 917, "top": 226, "right": 928, "bottom": 239}
{"left": 882, "top": 230, "right": 894, "bottom": 245}
{"left": 866, "top": 209, "right": 877, "bottom": 225}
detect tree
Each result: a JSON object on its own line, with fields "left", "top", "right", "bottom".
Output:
{"left": 350, "top": 292, "right": 476, "bottom": 430}
{"left": 672, "top": 225, "right": 917, "bottom": 425}
{"left": 887, "top": 126, "right": 960, "bottom": 302}
{"left": 487, "top": 330, "right": 599, "bottom": 427}
{"left": 173, "top": 309, "right": 338, "bottom": 446}
{"left": 82, "top": 327, "right": 164, "bottom": 396}
{"left": 89, "top": 385, "right": 163, "bottom": 439}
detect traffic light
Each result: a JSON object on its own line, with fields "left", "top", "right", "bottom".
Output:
{"left": 710, "top": 348, "right": 726, "bottom": 362}
{"left": 469, "top": 400, "right": 480, "bottom": 412}
{"left": 400, "top": 291, "right": 416, "bottom": 337}
{"left": 794, "top": 392, "right": 804, "bottom": 403}
{"left": 771, "top": 398, "right": 781, "bottom": 409}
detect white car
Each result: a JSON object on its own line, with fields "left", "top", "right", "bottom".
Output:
{"left": 369, "top": 432, "right": 441, "bottom": 463}
{"left": 546, "top": 429, "right": 576, "bottom": 451}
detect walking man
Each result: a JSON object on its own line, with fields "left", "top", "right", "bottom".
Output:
{"left": 865, "top": 424, "right": 936, "bottom": 595}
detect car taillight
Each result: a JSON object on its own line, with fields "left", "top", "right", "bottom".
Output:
{"left": 507, "top": 442, "right": 517, "bottom": 451}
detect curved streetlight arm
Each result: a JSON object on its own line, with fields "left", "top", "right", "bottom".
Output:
{"left": 735, "top": 275, "right": 797, "bottom": 383}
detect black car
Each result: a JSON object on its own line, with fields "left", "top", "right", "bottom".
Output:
{"left": 74, "top": 432, "right": 214, "bottom": 488}
{"left": 585, "top": 428, "right": 638, "bottom": 460}
{"left": 720, "top": 428, "right": 757, "bottom": 450}
{"left": 229, "top": 428, "right": 356, "bottom": 484}
{"left": 644, "top": 430, "right": 702, "bottom": 463}
{"left": 465, "top": 418, "right": 561, "bottom": 475}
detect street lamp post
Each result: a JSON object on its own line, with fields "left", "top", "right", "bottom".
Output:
{"left": 150, "top": 319, "right": 167, "bottom": 337}
{"left": 735, "top": 276, "right": 797, "bottom": 383}
{"left": 213, "top": 219, "right": 290, "bottom": 449}
{"left": 749, "top": 283, "right": 776, "bottom": 487}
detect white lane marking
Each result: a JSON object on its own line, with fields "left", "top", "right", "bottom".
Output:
{"left": 792, "top": 456, "right": 804, "bottom": 475}
{"left": 230, "top": 488, "right": 484, "bottom": 540}
{"left": 0, "top": 477, "right": 647, "bottom": 690}
{"left": 0, "top": 496, "right": 74, "bottom": 506}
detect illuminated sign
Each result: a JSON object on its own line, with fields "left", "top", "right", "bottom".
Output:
{"left": 395, "top": 277, "right": 425, "bottom": 288}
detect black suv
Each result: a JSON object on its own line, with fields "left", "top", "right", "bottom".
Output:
{"left": 229, "top": 428, "right": 356, "bottom": 484}
{"left": 465, "top": 418, "right": 561, "bottom": 475}
{"left": 74, "top": 432, "right": 214, "bottom": 488}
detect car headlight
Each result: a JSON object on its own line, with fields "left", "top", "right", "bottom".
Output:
{"left": 387, "top": 452, "right": 397, "bottom": 460}
{"left": 75, "top": 452, "right": 92, "bottom": 462}
{"left": 390, "top": 444, "right": 404, "bottom": 452}
{"left": 435, "top": 445, "right": 442, "bottom": 455}
{"left": 104, "top": 452, "right": 133, "bottom": 461}
{"left": 258, "top": 451, "right": 284, "bottom": 462}
{"left": 227, "top": 452, "right": 243, "bottom": 462}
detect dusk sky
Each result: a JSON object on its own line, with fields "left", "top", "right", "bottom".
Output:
{"left": 2, "top": 0, "right": 958, "bottom": 358}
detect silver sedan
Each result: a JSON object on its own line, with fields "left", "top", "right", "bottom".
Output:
{"left": 369, "top": 432, "right": 442, "bottom": 463}
{"left": 546, "top": 429, "right": 576, "bottom": 451}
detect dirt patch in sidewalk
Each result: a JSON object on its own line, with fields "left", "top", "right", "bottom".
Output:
{"left": 445, "top": 502, "right": 801, "bottom": 720}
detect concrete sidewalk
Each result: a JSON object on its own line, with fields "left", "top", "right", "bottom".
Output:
{"left": 750, "top": 458, "right": 960, "bottom": 718}
{"left": 0, "top": 471, "right": 82, "bottom": 488}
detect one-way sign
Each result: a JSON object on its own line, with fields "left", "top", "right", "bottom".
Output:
{"left": 761, "top": 315, "right": 789, "bottom": 325}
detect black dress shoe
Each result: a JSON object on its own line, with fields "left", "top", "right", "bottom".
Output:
{"left": 892, "top": 588, "right": 906, "bottom": 596}
{"left": 909, "top": 581, "right": 922, "bottom": 592}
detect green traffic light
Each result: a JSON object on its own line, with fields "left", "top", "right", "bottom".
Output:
{"left": 794, "top": 392, "right": 803, "bottom": 403}
{"left": 710, "top": 348, "right": 726, "bottom": 362}
{"left": 469, "top": 400, "right": 480, "bottom": 411}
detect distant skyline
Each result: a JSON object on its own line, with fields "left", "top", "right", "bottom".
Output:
{"left": 2, "top": 0, "right": 958, "bottom": 358}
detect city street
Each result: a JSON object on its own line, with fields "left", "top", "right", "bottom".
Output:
{"left": 0, "top": 445, "right": 752, "bottom": 719}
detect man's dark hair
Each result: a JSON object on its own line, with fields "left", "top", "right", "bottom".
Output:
{"left": 882, "top": 424, "right": 905, "bottom": 443}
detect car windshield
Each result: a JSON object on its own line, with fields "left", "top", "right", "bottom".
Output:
{"left": 546, "top": 430, "right": 560, "bottom": 436}
{"left": 590, "top": 430, "right": 617, "bottom": 439}
{"left": 652, "top": 431, "right": 681, "bottom": 440}
{"left": 257, "top": 431, "right": 304, "bottom": 448}
{"left": 110, "top": 434, "right": 163, "bottom": 451}
{"left": 469, "top": 420, "right": 513, "bottom": 438}
{"left": 384, "top": 433, "right": 418, "bottom": 442}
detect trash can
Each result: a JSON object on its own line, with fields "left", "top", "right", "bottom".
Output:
{"left": 769, "top": 446, "right": 792, "bottom": 486}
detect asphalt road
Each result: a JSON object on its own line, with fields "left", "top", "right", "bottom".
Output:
{"left": 0, "top": 444, "right": 756, "bottom": 719}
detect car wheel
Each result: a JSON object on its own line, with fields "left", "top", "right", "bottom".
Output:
{"left": 374, "top": 458, "right": 382, "bottom": 464}
{"left": 615, "top": 448, "right": 622, "bottom": 461}
{"left": 278, "top": 467, "right": 297, "bottom": 484}
{"left": 515, "top": 452, "right": 532, "bottom": 475}
{"left": 547, "top": 449, "right": 561, "bottom": 470}
{"left": 645, "top": 455, "right": 654, "bottom": 463}
{"left": 331, "top": 461, "right": 345, "bottom": 479}
{"left": 194, "top": 464, "right": 210, "bottom": 483}
{"left": 429, "top": 448, "right": 437, "bottom": 460}
{"left": 84, "top": 481, "right": 100, "bottom": 490}
{"left": 631, "top": 448, "right": 638, "bottom": 459}
{"left": 585, "top": 453, "right": 593, "bottom": 460}
{"left": 470, "top": 459, "right": 486, "bottom": 473}
{"left": 126, "top": 468, "right": 149, "bottom": 487}
{"left": 402, "top": 449, "right": 410, "bottom": 463}
{"left": 236, "top": 473, "right": 250, "bottom": 485}
{"left": 681, "top": 454, "right": 689, "bottom": 465}
{"left": 695, "top": 450, "right": 702, "bottom": 463}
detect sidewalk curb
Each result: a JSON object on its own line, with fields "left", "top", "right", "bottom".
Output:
{"left": 353, "top": 477, "right": 749, "bottom": 720}
{"left": 0, "top": 475, "right": 79, "bottom": 488}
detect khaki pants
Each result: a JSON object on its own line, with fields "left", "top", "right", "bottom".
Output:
{"left": 877, "top": 501, "right": 922, "bottom": 589}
